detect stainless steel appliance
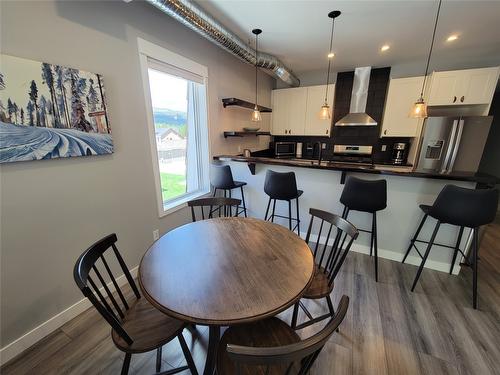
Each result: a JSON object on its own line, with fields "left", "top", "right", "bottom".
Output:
{"left": 391, "top": 142, "right": 408, "bottom": 165}
{"left": 296, "top": 142, "right": 303, "bottom": 157}
{"left": 335, "top": 67, "right": 378, "bottom": 127}
{"left": 274, "top": 142, "right": 296, "bottom": 158}
{"left": 416, "top": 116, "right": 493, "bottom": 173}
{"left": 332, "top": 145, "right": 373, "bottom": 165}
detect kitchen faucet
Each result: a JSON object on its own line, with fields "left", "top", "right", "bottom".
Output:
{"left": 315, "top": 142, "right": 323, "bottom": 165}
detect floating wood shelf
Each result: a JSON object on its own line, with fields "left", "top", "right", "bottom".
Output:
{"left": 222, "top": 98, "right": 272, "bottom": 113}
{"left": 223, "top": 131, "right": 271, "bottom": 138}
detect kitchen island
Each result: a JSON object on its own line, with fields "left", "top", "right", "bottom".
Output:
{"left": 213, "top": 154, "right": 499, "bottom": 275}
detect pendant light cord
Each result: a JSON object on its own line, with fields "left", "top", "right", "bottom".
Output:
{"left": 324, "top": 17, "right": 335, "bottom": 103}
{"left": 420, "top": 0, "right": 442, "bottom": 97}
{"left": 255, "top": 33, "right": 258, "bottom": 107}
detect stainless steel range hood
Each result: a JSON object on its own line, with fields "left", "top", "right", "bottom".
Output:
{"left": 335, "top": 66, "right": 377, "bottom": 126}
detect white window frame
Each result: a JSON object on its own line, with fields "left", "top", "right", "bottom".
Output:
{"left": 138, "top": 38, "right": 211, "bottom": 217}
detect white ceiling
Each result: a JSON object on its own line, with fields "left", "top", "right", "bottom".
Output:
{"left": 195, "top": 0, "right": 500, "bottom": 75}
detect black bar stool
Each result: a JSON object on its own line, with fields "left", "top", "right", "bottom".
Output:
{"left": 263, "top": 170, "right": 303, "bottom": 234}
{"left": 403, "top": 185, "right": 498, "bottom": 309}
{"left": 339, "top": 176, "right": 387, "bottom": 282}
{"left": 210, "top": 163, "right": 247, "bottom": 217}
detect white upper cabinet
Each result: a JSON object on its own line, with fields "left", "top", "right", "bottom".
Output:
{"left": 270, "top": 89, "right": 289, "bottom": 136}
{"left": 271, "top": 85, "right": 334, "bottom": 136}
{"left": 428, "top": 67, "right": 499, "bottom": 106}
{"left": 381, "top": 76, "right": 425, "bottom": 137}
{"left": 304, "top": 85, "right": 335, "bottom": 136}
{"left": 287, "top": 87, "right": 308, "bottom": 135}
{"left": 459, "top": 68, "right": 500, "bottom": 105}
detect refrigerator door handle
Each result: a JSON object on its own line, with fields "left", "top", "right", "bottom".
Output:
{"left": 447, "top": 119, "right": 465, "bottom": 173}
{"left": 440, "top": 119, "right": 459, "bottom": 173}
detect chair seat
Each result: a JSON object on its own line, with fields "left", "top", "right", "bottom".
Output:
{"left": 232, "top": 181, "right": 247, "bottom": 188}
{"left": 270, "top": 189, "right": 303, "bottom": 201}
{"left": 216, "top": 317, "right": 301, "bottom": 375}
{"left": 303, "top": 266, "right": 333, "bottom": 299}
{"left": 112, "top": 296, "right": 185, "bottom": 353}
{"left": 419, "top": 204, "right": 432, "bottom": 214}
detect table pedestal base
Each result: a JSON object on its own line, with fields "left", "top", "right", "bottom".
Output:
{"left": 204, "top": 326, "right": 220, "bottom": 375}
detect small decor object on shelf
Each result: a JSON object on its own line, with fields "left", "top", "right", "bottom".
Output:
{"left": 0, "top": 54, "right": 112, "bottom": 163}
{"left": 243, "top": 127, "right": 260, "bottom": 132}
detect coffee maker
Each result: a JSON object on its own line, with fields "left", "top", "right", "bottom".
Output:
{"left": 391, "top": 142, "right": 408, "bottom": 165}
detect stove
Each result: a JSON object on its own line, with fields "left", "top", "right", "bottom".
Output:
{"left": 331, "top": 145, "right": 373, "bottom": 165}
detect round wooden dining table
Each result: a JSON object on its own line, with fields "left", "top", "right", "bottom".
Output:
{"left": 139, "top": 217, "right": 314, "bottom": 375}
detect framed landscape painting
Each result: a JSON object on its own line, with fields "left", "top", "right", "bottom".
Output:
{"left": 0, "top": 54, "right": 113, "bottom": 163}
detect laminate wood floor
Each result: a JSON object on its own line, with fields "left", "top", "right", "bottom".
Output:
{"left": 2, "top": 217, "right": 499, "bottom": 375}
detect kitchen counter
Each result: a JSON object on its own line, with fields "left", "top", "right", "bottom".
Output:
{"left": 213, "top": 154, "right": 499, "bottom": 186}
{"left": 212, "top": 156, "right": 492, "bottom": 275}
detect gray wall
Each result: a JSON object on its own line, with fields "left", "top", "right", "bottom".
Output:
{"left": 0, "top": 0, "right": 274, "bottom": 347}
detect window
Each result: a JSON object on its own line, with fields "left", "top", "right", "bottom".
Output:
{"left": 138, "top": 39, "right": 210, "bottom": 216}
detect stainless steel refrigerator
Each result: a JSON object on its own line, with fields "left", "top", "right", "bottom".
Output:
{"left": 415, "top": 116, "right": 493, "bottom": 173}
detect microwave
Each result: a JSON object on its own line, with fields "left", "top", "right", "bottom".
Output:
{"left": 274, "top": 142, "right": 296, "bottom": 157}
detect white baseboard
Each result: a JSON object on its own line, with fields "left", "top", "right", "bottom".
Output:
{"left": 298, "top": 231, "right": 460, "bottom": 275}
{"left": 0, "top": 266, "right": 138, "bottom": 366}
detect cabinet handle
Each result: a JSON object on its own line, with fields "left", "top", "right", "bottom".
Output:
{"left": 453, "top": 96, "right": 457, "bottom": 103}
{"left": 285, "top": 129, "right": 288, "bottom": 134}
{"left": 460, "top": 96, "right": 465, "bottom": 103}
{"left": 384, "top": 130, "right": 387, "bottom": 135}
{"left": 326, "top": 129, "right": 329, "bottom": 134}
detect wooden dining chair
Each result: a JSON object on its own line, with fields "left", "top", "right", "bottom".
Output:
{"left": 291, "top": 208, "right": 358, "bottom": 330}
{"left": 187, "top": 196, "right": 241, "bottom": 222}
{"left": 216, "top": 295, "right": 349, "bottom": 375}
{"left": 73, "top": 233, "right": 198, "bottom": 375}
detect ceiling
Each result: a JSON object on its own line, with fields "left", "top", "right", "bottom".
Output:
{"left": 195, "top": 0, "right": 500, "bottom": 75}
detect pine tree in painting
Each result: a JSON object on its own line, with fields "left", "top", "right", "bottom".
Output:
{"left": 26, "top": 101, "right": 35, "bottom": 126}
{"left": 13, "top": 102, "right": 19, "bottom": 124}
{"left": 20, "top": 108, "right": 25, "bottom": 125}
{"left": 41, "top": 63, "right": 60, "bottom": 128}
{"left": 7, "top": 98, "right": 15, "bottom": 123}
{"left": 0, "top": 72, "right": 5, "bottom": 90}
{"left": 29, "top": 80, "right": 41, "bottom": 126}
{"left": 87, "top": 78, "right": 99, "bottom": 111}
{"left": 54, "top": 65, "right": 70, "bottom": 128}
{"left": 39, "top": 95, "right": 48, "bottom": 127}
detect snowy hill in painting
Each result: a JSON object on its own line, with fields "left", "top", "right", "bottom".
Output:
{"left": 0, "top": 122, "right": 113, "bottom": 163}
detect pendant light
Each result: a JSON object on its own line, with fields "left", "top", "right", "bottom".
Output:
{"left": 251, "top": 28, "right": 262, "bottom": 122}
{"left": 409, "top": 0, "right": 442, "bottom": 118}
{"left": 319, "top": 10, "right": 341, "bottom": 120}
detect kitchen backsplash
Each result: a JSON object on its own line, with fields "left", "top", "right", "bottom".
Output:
{"left": 271, "top": 135, "right": 414, "bottom": 165}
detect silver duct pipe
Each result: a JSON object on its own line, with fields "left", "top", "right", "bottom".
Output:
{"left": 145, "top": 0, "right": 300, "bottom": 87}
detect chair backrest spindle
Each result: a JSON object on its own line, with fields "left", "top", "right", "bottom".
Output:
{"left": 304, "top": 208, "right": 359, "bottom": 286}
{"left": 188, "top": 197, "right": 241, "bottom": 222}
{"left": 74, "top": 233, "right": 140, "bottom": 346}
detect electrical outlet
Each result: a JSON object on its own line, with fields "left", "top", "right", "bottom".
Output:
{"left": 381, "top": 145, "right": 387, "bottom": 152}
{"left": 153, "top": 229, "right": 160, "bottom": 241}
{"left": 237, "top": 145, "right": 242, "bottom": 153}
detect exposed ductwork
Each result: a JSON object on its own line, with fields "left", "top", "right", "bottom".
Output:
{"left": 145, "top": 0, "right": 300, "bottom": 87}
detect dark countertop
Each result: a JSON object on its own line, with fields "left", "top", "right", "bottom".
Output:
{"left": 213, "top": 154, "right": 500, "bottom": 186}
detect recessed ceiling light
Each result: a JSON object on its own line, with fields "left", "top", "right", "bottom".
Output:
{"left": 447, "top": 34, "right": 459, "bottom": 42}
{"left": 327, "top": 52, "right": 335, "bottom": 58}
{"left": 380, "top": 45, "right": 390, "bottom": 52}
